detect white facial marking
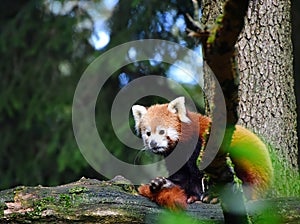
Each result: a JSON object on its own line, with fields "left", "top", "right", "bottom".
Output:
{"left": 140, "top": 126, "right": 170, "bottom": 153}
{"left": 156, "top": 126, "right": 166, "bottom": 135}
{"left": 131, "top": 105, "right": 148, "bottom": 135}
{"left": 141, "top": 127, "right": 151, "bottom": 140}
{"left": 167, "top": 128, "right": 179, "bottom": 141}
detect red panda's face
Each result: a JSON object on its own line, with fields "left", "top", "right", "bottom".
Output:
{"left": 139, "top": 113, "right": 180, "bottom": 154}
{"left": 132, "top": 97, "right": 191, "bottom": 155}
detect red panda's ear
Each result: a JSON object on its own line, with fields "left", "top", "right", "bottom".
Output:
{"left": 168, "top": 97, "right": 191, "bottom": 124}
{"left": 132, "top": 105, "right": 147, "bottom": 135}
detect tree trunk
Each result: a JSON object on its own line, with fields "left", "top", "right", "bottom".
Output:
{"left": 198, "top": 0, "right": 251, "bottom": 222}
{"left": 1, "top": 177, "right": 299, "bottom": 223}
{"left": 202, "top": 1, "right": 298, "bottom": 169}
{"left": 237, "top": 0, "right": 298, "bottom": 168}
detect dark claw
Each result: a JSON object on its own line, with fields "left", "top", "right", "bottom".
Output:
{"left": 149, "top": 177, "right": 173, "bottom": 193}
{"left": 187, "top": 195, "right": 200, "bottom": 204}
{"left": 201, "top": 194, "right": 219, "bottom": 204}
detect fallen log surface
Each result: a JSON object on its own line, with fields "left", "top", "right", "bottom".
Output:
{"left": 0, "top": 176, "right": 299, "bottom": 223}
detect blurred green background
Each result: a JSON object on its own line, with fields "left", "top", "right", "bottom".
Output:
{"left": 0, "top": 0, "right": 203, "bottom": 189}
{"left": 0, "top": 0, "right": 299, "bottom": 191}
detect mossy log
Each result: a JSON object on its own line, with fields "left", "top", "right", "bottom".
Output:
{"left": 0, "top": 176, "right": 299, "bottom": 223}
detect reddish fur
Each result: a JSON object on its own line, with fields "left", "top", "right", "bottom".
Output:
{"left": 183, "top": 111, "right": 211, "bottom": 142}
{"left": 143, "top": 105, "right": 211, "bottom": 143}
{"left": 138, "top": 185, "right": 187, "bottom": 210}
{"left": 140, "top": 105, "right": 181, "bottom": 135}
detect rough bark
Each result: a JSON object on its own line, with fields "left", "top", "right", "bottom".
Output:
{"left": 236, "top": 0, "right": 298, "bottom": 169}
{"left": 202, "top": 0, "right": 298, "bottom": 169}
{"left": 200, "top": 0, "right": 299, "bottom": 201}
{"left": 190, "top": 0, "right": 251, "bottom": 222}
{"left": 0, "top": 177, "right": 223, "bottom": 223}
{"left": 1, "top": 177, "right": 299, "bottom": 223}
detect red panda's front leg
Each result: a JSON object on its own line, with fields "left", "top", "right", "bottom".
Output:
{"left": 138, "top": 177, "right": 187, "bottom": 210}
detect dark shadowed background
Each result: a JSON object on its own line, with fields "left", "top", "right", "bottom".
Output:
{"left": 0, "top": 0, "right": 299, "bottom": 192}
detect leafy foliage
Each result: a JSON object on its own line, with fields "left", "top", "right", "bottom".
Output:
{"left": 0, "top": 0, "right": 96, "bottom": 188}
{"left": 0, "top": 0, "right": 203, "bottom": 189}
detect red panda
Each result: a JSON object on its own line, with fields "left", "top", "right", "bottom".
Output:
{"left": 132, "top": 97, "right": 273, "bottom": 209}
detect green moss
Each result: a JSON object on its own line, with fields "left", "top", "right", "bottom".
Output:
{"left": 35, "top": 197, "right": 55, "bottom": 212}
{"left": 68, "top": 186, "right": 88, "bottom": 194}
{"left": 225, "top": 156, "right": 243, "bottom": 186}
{"left": 24, "top": 196, "right": 56, "bottom": 219}
{"left": 268, "top": 146, "right": 300, "bottom": 197}
{"left": 121, "top": 184, "right": 137, "bottom": 194}
{"left": 59, "top": 194, "right": 72, "bottom": 208}
{"left": 215, "top": 14, "right": 224, "bottom": 25}
{"left": 207, "top": 29, "right": 217, "bottom": 44}
{"left": 24, "top": 193, "right": 82, "bottom": 219}
{"left": 14, "top": 186, "right": 26, "bottom": 192}
{"left": 207, "top": 14, "right": 224, "bottom": 44}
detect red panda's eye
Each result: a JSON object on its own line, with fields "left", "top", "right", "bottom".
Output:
{"left": 159, "top": 130, "right": 165, "bottom": 135}
{"left": 146, "top": 131, "right": 151, "bottom": 136}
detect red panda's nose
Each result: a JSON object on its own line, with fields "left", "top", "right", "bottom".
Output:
{"left": 150, "top": 140, "right": 158, "bottom": 148}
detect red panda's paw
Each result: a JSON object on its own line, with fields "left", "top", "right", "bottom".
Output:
{"left": 201, "top": 194, "right": 219, "bottom": 204}
{"left": 187, "top": 195, "right": 200, "bottom": 204}
{"left": 138, "top": 184, "right": 157, "bottom": 201}
{"left": 138, "top": 177, "right": 176, "bottom": 203}
{"left": 187, "top": 194, "right": 218, "bottom": 204}
{"left": 149, "top": 177, "right": 174, "bottom": 193}
{"left": 138, "top": 181, "right": 188, "bottom": 210}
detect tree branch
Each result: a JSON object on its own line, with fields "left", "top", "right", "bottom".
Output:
{"left": 189, "top": 0, "right": 250, "bottom": 223}
{"left": 1, "top": 177, "right": 299, "bottom": 223}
